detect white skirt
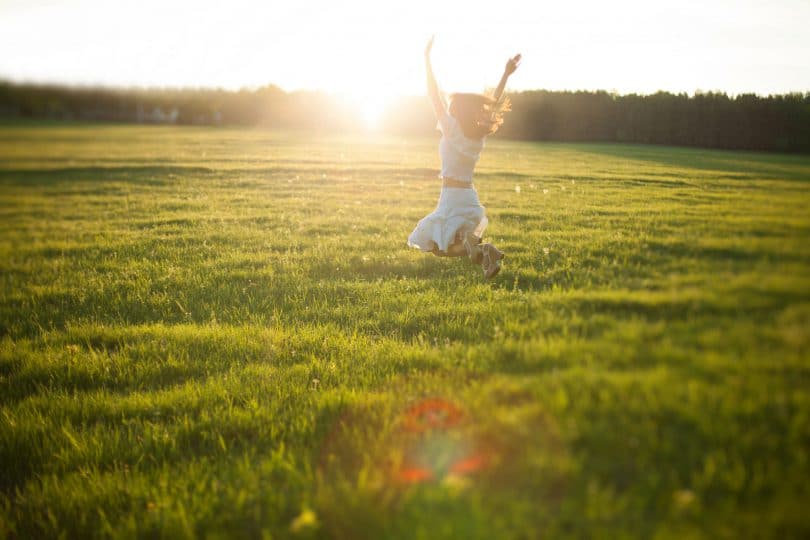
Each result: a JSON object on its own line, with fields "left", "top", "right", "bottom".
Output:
{"left": 408, "top": 187, "right": 488, "bottom": 253}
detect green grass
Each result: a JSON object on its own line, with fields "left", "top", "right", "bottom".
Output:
{"left": 1, "top": 123, "right": 809, "bottom": 539}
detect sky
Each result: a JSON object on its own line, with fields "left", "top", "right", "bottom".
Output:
{"left": 1, "top": 0, "right": 809, "bottom": 109}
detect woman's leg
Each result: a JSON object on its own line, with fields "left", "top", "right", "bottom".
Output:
{"left": 431, "top": 243, "right": 467, "bottom": 257}
{"left": 430, "top": 231, "right": 484, "bottom": 260}
{"left": 463, "top": 231, "right": 483, "bottom": 264}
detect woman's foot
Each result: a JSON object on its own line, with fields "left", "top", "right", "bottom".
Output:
{"left": 480, "top": 243, "right": 504, "bottom": 279}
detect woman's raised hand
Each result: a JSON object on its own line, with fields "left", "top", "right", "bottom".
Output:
{"left": 425, "top": 35, "right": 435, "bottom": 59}
{"left": 505, "top": 54, "right": 522, "bottom": 76}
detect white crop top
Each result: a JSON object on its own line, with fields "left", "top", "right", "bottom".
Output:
{"left": 437, "top": 112, "right": 485, "bottom": 182}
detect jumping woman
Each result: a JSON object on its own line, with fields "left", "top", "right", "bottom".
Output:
{"left": 408, "top": 36, "right": 521, "bottom": 279}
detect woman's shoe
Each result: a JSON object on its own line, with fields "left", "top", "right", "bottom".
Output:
{"left": 480, "top": 243, "right": 504, "bottom": 279}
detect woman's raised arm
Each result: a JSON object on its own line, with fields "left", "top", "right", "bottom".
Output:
{"left": 492, "top": 53, "right": 522, "bottom": 104}
{"left": 425, "top": 36, "right": 447, "bottom": 119}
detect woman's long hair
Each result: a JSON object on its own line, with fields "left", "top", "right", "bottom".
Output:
{"left": 449, "top": 93, "right": 511, "bottom": 139}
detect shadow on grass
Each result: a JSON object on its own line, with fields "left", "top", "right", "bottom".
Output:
{"left": 0, "top": 164, "right": 537, "bottom": 189}
{"left": 576, "top": 143, "right": 810, "bottom": 182}
{"left": 0, "top": 166, "right": 211, "bottom": 186}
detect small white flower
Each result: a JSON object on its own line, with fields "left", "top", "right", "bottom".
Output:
{"left": 515, "top": 185, "right": 521, "bottom": 193}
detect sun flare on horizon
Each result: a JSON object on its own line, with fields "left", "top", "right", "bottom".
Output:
{"left": 359, "top": 98, "right": 391, "bottom": 131}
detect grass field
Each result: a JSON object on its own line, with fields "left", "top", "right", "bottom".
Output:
{"left": 1, "top": 123, "right": 809, "bottom": 539}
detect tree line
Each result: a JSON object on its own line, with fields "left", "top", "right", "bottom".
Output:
{"left": 2, "top": 81, "right": 808, "bottom": 152}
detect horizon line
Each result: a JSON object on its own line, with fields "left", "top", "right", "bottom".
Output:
{"left": 2, "top": 77, "right": 809, "bottom": 100}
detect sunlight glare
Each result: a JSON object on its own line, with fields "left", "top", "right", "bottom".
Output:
{"left": 359, "top": 96, "right": 390, "bottom": 131}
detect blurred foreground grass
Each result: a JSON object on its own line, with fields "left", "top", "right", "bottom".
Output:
{"left": 1, "top": 124, "right": 809, "bottom": 538}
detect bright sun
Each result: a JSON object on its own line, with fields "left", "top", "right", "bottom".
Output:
{"left": 360, "top": 98, "right": 390, "bottom": 130}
